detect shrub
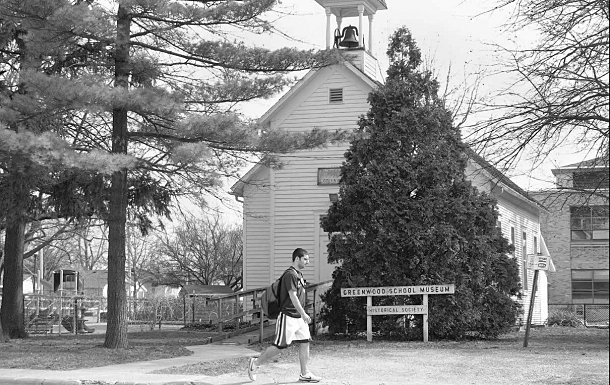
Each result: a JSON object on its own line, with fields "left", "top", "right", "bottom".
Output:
{"left": 547, "top": 310, "right": 584, "bottom": 327}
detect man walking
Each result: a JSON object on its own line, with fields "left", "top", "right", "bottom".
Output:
{"left": 248, "top": 248, "right": 321, "bottom": 382}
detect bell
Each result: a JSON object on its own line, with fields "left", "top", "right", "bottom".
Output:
{"left": 339, "top": 26, "right": 359, "bottom": 48}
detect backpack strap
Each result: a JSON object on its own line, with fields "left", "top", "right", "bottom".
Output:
{"left": 274, "top": 268, "right": 293, "bottom": 299}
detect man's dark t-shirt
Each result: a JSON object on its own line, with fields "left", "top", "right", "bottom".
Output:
{"left": 278, "top": 267, "right": 306, "bottom": 318}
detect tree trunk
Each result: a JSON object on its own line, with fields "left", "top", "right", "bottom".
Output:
{"left": 0, "top": 26, "right": 37, "bottom": 343}
{"left": 0, "top": 318, "right": 7, "bottom": 343}
{"left": 103, "top": 3, "right": 131, "bottom": 349}
{"left": 0, "top": 220, "right": 27, "bottom": 340}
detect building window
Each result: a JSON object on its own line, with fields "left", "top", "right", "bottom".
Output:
{"left": 573, "top": 171, "right": 609, "bottom": 189}
{"left": 329, "top": 88, "right": 343, "bottom": 103}
{"left": 510, "top": 226, "right": 515, "bottom": 254}
{"left": 571, "top": 270, "right": 609, "bottom": 304}
{"left": 570, "top": 205, "right": 609, "bottom": 241}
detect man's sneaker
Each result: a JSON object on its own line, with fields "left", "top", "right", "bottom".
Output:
{"left": 299, "top": 372, "right": 322, "bottom": 382}
{"left": 247, "top": 357, "right": 258, "bottom": 381}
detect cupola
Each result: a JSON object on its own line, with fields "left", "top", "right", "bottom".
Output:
{"left": 315, "top": 0, "right": 387, "bottom": 82}
{"left": 315, "top": 0, "right": 387, "bottom": 54}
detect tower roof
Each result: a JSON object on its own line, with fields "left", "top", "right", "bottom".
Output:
{"left": 314, "top": 0, "right": 387, "bottom": 17}
{"left": 558, "top": 157, "right": 608, "bottom": 169}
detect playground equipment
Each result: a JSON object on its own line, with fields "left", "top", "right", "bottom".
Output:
{"left": 25, "top": 294, "right": 99, "bottom": 334}
{"left": 27, "top": 307, "right": 59, "bottom": 334}
{"left": 60, "top": 304, "right": 95, "bottom": 334}
{"left": 26, "top": 269, "right": 97, "bottom": 334}
{"left": 53, "top": 269, "right": 83, "bottom": 294}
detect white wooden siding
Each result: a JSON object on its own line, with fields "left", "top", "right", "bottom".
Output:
{"left": 363, "top": 53, "right": 383, "bottom": 82}
{"left": 466, "top": 158, "right": 547, "bottom": 324}
{"left": 242, "top": 169, "right": 273, "bottom": 289}
{"left": 272, "top": 145, "right": 347, "bottom": 283}
{"left": 344, "top": 50, "right": 384, "bottom": 83}
{"left": 497, "top": 199, "right": 546, "bottom": 325}
{"left": 243, "top": 64, "right": 372, "bottom": 288}
{"left": 278, "top": 71, "right": 371, "bottom": 133}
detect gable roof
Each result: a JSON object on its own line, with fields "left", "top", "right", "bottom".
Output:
{"left": 180, "top": 284, "right": 235, "bottom": 297}
{"left": 464, "top": 148, "right": 546, "bottom": 212}
{"left": 22, "top": 275, "right": 53, "bottom": 291}
{"left": 230, "top": 162, "right": 266, "bottom": 198}
{"left": 553, "top": 157, "right": 609, "bottom": 173}
{"left": 80, "top": 270, "right": 108, "bottom": 289}
{"left": 315, "top": 0, "right": 388, "bottom": 16}
{"left": 258, "top": 61, "right": 381, "bottom": 127}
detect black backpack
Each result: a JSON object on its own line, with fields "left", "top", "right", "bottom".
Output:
{"left": 260, "top": 270, "right": 290, "bottom": 319}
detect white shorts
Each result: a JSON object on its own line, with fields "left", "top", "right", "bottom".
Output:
{"left": 272, "top": 312, "right": 311, "bottom": 349}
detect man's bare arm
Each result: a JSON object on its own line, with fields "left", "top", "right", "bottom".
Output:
{"left": 289, "top": 289, "right": 311, "bottom": 323}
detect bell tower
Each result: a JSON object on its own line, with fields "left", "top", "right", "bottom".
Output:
{"left": 315, "top": 0, "right": 387, "bottom": 54}
{"left": 315, "top": 0, "right": 387, "bottom": 81}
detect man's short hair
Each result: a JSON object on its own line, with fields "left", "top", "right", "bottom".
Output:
{"left": 292, "top": 248, "right": 309, "bottom": 261}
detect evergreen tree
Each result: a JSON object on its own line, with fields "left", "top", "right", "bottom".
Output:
{"left": 0, "top": 0, "right": 340, "bottom": 346}
{"left": 320, "top": 27, "right": 521, "bottom": 340}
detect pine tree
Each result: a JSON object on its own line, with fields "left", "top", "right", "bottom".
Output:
{"left": 0, "top": 0, "right": 340, "bottom": 346}
{"left": 320, "top": 27, "right": 521, "bottom": 340}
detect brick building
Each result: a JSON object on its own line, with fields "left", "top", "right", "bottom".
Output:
{"left": 530, "top": 158, "right": 609, "bottom": 307}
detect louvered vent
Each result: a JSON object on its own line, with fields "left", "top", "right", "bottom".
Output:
{"left": 329, "top": 88, "right": 343, "bottom": 103}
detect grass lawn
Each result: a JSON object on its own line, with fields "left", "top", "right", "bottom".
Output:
{"left": 0, "top": 326, "right": 608, "bottom": 384}
{"left": 0, "top": 328, "right": 219, "bottom": 370}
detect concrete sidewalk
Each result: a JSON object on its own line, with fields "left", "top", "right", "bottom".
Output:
{"left": 0, "top": 326, "right": 279, "bottom": 385}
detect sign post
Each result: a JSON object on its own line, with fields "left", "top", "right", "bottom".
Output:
{"left": 423, "top": 294, "right": 428, "bottom": 342}
{"left": 523, "top": 254, "right": 556, "bottom": 347}
{"left": 341, "top": 284, "right": 455, "bottom": 342}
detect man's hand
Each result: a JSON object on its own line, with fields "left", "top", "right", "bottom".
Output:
{"left": 302, "top": 313, "right": 311, "bottom": 324}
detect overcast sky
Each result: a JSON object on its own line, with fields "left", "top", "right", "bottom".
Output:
{"left": 266, "top": 0, "right": 509, "bottom": 78}
{"left": 247, "top": 0, "right": 525, "bottom": 107}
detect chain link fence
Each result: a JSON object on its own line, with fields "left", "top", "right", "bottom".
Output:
{"left": 22, "top": 293, "right": 250, "bottom": 334}
{"left": 548, "top": 304, "right": 609, "bottom": 327}
{"left": 127, "top": 296, "right": 190, "bottom": 330}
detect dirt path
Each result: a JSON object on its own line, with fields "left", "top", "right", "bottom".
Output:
{"left": 181, "top": 328, "right": 609, "bottom": 385}
{"left": 239, "top": 342, "right": 608, "bottom": 385}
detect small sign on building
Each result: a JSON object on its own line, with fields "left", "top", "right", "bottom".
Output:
{"left": 317, "top": 168, "right": 341, "bottom": 185}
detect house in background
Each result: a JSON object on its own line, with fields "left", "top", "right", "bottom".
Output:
{"left": 78, "top": 270, "right": 146, "bottom": 298}
{"left": 530, "top": 158, "right": 609, "bottom": 317}
{"left": 21, "top": 268, "right": 162, "bottom": 299}
{"left": 22, "top": 274, "right": 53, "bottom": 294}
{"left": 179, "top": 284, "right": 235, "bottom": 298}
{"left": 142, "top": 283, "right": 182, "bottom": 298}
{"left": 230, "top": 0, "right": 548, "bottom": 325}
{"left": 79, "top": 270, "right": 108, "bottom": 297}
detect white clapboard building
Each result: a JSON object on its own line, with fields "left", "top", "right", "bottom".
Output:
{"left": 230, "top": 0, "right": 548, "bottom": 326}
